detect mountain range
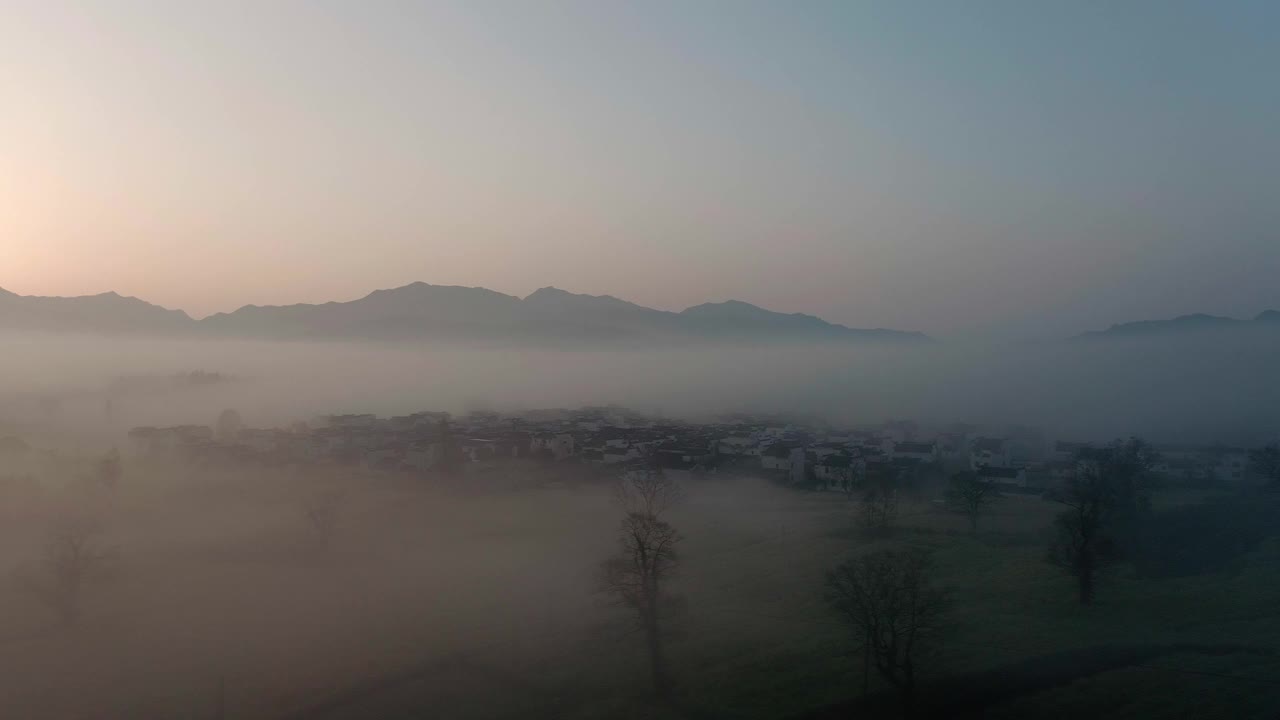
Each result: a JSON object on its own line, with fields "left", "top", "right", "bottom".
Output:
{"left": 0, "top": 287, "right": 192, "bottom": 334}
{"left": 5, "top": 282, "right": 1276, "bottom": 343}
{"left": 1076, "top": 311, "right": 1280, "bottom": 340}
{"left": 0, "top": 283, "right": 929, "bottom": 344}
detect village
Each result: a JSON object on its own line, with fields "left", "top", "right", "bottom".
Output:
{"left": 122, "top": 406, "right": 1257, "bottom": 493}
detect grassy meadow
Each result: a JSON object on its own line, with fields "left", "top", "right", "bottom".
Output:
{"left": 2, "top": 459, "right": 1278, "bottom": 719}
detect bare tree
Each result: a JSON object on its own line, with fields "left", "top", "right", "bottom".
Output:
{"left": 1250, "top": 444, "right": 1280, "bottom": 487}
{"left": 603, "top": 462, "right": 685, "bottom": 696}
{"left": 837, "top": 458, "right": 865, "bottom": 500}
{"left": 1048, "top": 438, "right": 1158, "bottom": 603}
{"left": 18, "top": 517, "right": 113, "bottom": 626}
{"left": 614, "top": 464, "right": 683, "bottom": 518}
{"left": 301, "top": 489, "right": 344, "bottom": 554}
{"left": 1098, "top": 437, "right": 1159, "bottom": 558}
{"left": 1048, "top": 460, "right": 1114, "bottom": 605}
{"left": 945, "top": 471, "right": 1001, "bottom": 535}
{"left": 602, "top": 511, "right": 681, "bottom": 698}
{"left": 860, "top": 470, "right": 898, "bottom": 536}
{"left": 826, "top": 548, "right": 948, "bottom": 715}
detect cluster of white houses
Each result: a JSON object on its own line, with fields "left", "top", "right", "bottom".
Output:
{"left": 126, "top": 408, "right": 1257, "bottom": 490}
{"left": 128, "top": 406, "right": 718, "bottom": 475}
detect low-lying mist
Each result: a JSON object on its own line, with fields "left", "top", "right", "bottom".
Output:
{"left": 2, "top": 332, "right": 1277, "bottom": 445}
{"left": 0, "top": 452, "right": 830, "bottom": 719}
{"left": 2, "top": 332, "right": 1279, "bottom": 718}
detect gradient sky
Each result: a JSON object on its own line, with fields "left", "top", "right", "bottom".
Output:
{"left": 2, "top": 1, "right": 1277, "bottom": 337}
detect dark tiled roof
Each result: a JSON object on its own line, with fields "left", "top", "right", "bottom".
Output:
{"left": 764, "top": 443, "right": 793, "bottom": 458}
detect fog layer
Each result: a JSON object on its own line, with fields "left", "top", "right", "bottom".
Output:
{"left": 2, "top": 333, "right": 1277, "bottom": 445}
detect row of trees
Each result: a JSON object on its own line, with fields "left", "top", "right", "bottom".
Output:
{"left": 948, "top": 437, "right": 1280, "bottom": 608}
{"left": 816, "top": 439, "right": 1158, "bottom": 713}
{"left": 817, "top": 437, "right": 1280, "bottom": 714}
{"left": 1049, "top": 439, "right": 1280, "bottom": 604}
{"left": 604, "top": 437, "right": 1280, "bottom": 711}
{"left": 13, "top": 456, "right": 345, "bottom": 629}
{"left": 601, "top": 461, "right": 953, "bottom": 712}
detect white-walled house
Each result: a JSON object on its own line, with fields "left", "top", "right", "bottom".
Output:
{"left": 530, "top": 433, "right": 575, "bottom": 460}
{"left": 970, "top": 437, "right": 1011, "bottom": 470}
{"left": 718, "top": 436, "right": 754, "bottom": 456}
{"left": 603, "top": 445, "right": 643, "bottom": 464}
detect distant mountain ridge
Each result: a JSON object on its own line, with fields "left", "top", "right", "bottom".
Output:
{"left": 0, "top": 282, "right": 929, "bottom": 344}
{"left": 0, "top": 288, "right": 192, "bottom": 334}
{"left": 1077, "top": 310, "right": 1280, "bottom": 340}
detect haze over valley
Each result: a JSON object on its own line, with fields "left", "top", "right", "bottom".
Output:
{"left": 5, "top": 2, "right": 1280, "bottom": 719}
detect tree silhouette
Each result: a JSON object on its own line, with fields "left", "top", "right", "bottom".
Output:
{"left": 826, "top": 547, "right": 947, "bottom": 715}
{"left": 603, "top": 463, "right": 683, "bottom": 698}
{"left": 945, "top": 471, "right": 1001, "bottom": 535}
{"left": 602, "top": 511, "right": 681, "bottom": 698}
{"left": 860, "top": 468, "right": 898, "bottom": 536}
{"left": 18, "top": 517, "right": 113, "bottom": 626}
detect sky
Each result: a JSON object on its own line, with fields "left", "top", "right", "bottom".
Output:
{"left": 1, "top": 0, "right": 1277, "bottom": 338}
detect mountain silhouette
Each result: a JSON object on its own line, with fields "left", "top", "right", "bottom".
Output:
{"left": 0, "top": 288, "right": 192, "bottom": 334}
{"left": 0, "top": 282, "right": 929, "bottom": 344}
{"left": 1076, "top": 311, "right": 1280, "bottom": 339}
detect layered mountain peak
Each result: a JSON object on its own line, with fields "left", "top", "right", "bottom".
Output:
{"left": 524, "top": 286, "right": 574, "bottom": 301}
{"left": 356, "top": 282, "right": 519, "bottom": 308}
{"left": 524, "top": 286, "right": 652, "bottom": 311}
{"left": 1168, "top": 313, "right": 1235, "bottom": 325}
{"left": 681, "top": 299, "right": 767, "bottom": 315}
{"left": 682, "top": 299, "right": 839, "bottom": 331}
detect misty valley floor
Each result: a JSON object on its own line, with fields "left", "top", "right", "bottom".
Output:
{"left": 5, "top": 465, "right": 1276, "bottom": 719}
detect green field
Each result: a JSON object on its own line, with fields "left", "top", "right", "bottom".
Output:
{"left": 294, "top": 478, "right": 1280, "bottom": 720}
{"left": 4, "top": 465, "right": 1278, "bottom": 720}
